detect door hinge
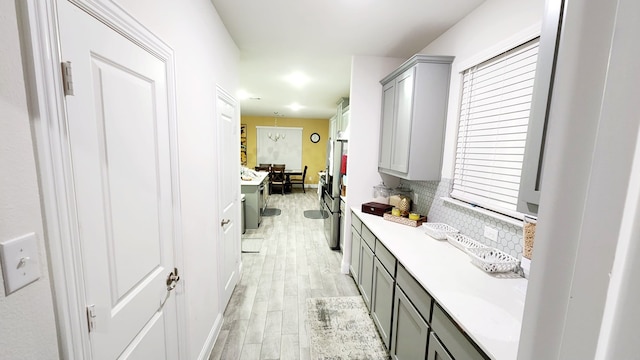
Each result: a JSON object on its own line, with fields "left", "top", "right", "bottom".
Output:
{"left": 86, "top": 304, "right": 96, "bottom": 332}
{"left": 61, "top": 61, "right": 74, "bottom": 96}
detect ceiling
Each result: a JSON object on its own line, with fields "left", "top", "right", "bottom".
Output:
{"left": 210, "top": 0, "right": 486, "bottom": 119}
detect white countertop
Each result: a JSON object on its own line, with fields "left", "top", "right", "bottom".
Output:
{"left": 240, "top": 171, "right": 269, "bottom": 186}
{"left": 352, "top": 208, "right": 527, "bottom": 360}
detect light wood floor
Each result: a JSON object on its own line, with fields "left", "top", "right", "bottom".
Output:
{"left": 209, "top": 190, "right": 360, "bottom": 360}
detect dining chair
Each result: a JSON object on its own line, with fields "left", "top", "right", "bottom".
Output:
{"left": 289, "top": 165, "right": 307, "bottom": 193}
{"left": 270, "top": 167, "right": 286, "bottom": 195}
{"left": 255, "top": 165, "right": 270, "bottom": 172}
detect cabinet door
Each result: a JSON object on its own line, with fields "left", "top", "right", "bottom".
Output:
{"left": 371, "top": 258, "right": 395, "bottom": 350}
{"left": 391, "top": 286, "right": 429, "bottom": 360}
{"left": 390, "top": 67, "right": 415, "bottom": 173}
{"left": 341, "top": 108, "right": 350, "bottom": 134}
{"left": 427, "top": 333, "right": 454, "bottom": 360}
{"left": 431, "top": 304, "right": 488, "bottom": 360}
{"left": 358, "top": 241, "right": 375, "bottom": 310}
{"left": 330, "top": 115, "right": 337, "bottom": 140}
{"left": 379, "top": 81, "right": 396, "bottom": 169}
{"left": 517, "top": 0, "right": 564, "bottom": 215}
{"left": 350, "top": 227, "right": 361, "bottom": 281}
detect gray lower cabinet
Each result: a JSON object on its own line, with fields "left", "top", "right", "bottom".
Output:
{"left": 354, "top": 217, "right": 489, "bottom": 360}
{"left": 431, "top": 304, "right": 488, "bottom": 360}
{"left": 371, "top": 257, "right": 395, "bottom": 349}
{"left": 427, "top": 332, "right": 454, "bottom": 360}
{"left": 241, "top": 177, "right": 267, "bottom": 229}
{"left": 358, "top": 239, "right": 375, "bottom": 310}
{"left": 350, "top": 226, "right": 361, "bottom": 281}
{"left": 391, "top": 286, "right": 430, "bottom": 360}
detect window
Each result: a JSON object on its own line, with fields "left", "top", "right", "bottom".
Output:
{"left": 256, "top": 126, "right": 303, "bottom": 171}
{"left": 451, "top": 38, "right": 540, "bottom": 218}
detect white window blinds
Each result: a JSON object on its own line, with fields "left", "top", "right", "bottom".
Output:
{"left": 256, "top": 126, "right": 303, "bottom": 171}
{"left": 451, "top": 38, "right": 540, "bottom": 216}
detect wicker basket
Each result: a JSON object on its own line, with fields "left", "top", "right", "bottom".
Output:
{"left": 466, "top": 247, "right": 519, "bottom": 273}
{"left": 421, "top": 223, "right": 459, "bottom": 240}
{"left": 445, "top": 233, "right": 488, "bottom": 252}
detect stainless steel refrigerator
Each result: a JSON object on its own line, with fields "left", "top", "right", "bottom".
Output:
{"left": 322, "top": 138, "right": 346, "bottom": 249}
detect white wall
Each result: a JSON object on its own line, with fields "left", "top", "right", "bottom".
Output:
{"left": 1, "top": 0, "right": 239, "bottom": 359}
{"left": 341, "top": 55, "right": 404, "bottom": 273}
{"left": 419, "top": 0, "right": 545, "bottom": 178}
{"left": 0, "top": 1, "right": 61, "bottom": 359}
{"left": 110, "top": 0, "right": 240, "bottom": 358}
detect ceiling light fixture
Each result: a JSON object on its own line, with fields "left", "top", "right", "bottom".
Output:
{"left": 237, "top": 89, "right": 251, "bottom": 100}
{"left": 268, "top": 112, "right": 286, "bottom": 142}
{"left": 288, "top": 103, "right": 303, "bottom": 111}
{"left": 285, "top": 71, "right": 310, "bottom": 88}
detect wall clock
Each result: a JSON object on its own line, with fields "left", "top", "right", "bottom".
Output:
{"left": 310, "top": 132, "right": 320, "bottom": 143}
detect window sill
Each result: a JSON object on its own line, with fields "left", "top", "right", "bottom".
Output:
{"left": 440, "top": 197, "right": 524, "bottom": 228}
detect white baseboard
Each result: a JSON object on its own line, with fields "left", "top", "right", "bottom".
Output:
{"left": 198, "top": 313, "right": 224, "bottom": 360}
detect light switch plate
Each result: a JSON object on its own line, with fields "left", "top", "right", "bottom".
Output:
{"left": 0, "top": 233, "right": 41, "bottom": 295}
{"left": 483, "top": 226, "right": 499, "bottom": 242}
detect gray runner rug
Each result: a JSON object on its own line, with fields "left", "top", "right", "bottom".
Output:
{"left": 303, "top": 210, "right": 328, "bottom": 219}
{"left": 262, "top": 208, "right": 281, "bottom": 216}
{"left": 307, "top": 296, "right": 390, "bottom": 360}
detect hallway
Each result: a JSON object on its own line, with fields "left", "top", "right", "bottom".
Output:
{"left": 210, "top": 191, "right": 359, "bottom": 359}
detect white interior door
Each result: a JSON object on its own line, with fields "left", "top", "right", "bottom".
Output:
{"left": 57, "top": 2, "right": 180, "bottom": 359}
{"left": 216, "top": 88, "right": 240, "bottom": 309}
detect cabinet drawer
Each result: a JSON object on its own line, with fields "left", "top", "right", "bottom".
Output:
{"left": 361, "top": 225, "right": 376, "bottom": 251}
{"left": 396, "top": 265, "right": 432, "bottom": 323}
{"left": 427, "top": 332, "right": 453, "bottom": 360}
{"left": 351, "top": 212, "right": 362, "bottom": 235}
{"left": 431, "top": 303, "right": 489, "bottom": 360}
{"left": 375, "top": 239, "right": 396, "bottom": 277}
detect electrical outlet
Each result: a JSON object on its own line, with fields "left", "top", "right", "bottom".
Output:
{"left": 483, "top": 226, "right": 498, "bottom": 242}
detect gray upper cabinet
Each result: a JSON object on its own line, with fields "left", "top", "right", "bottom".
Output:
{"left": 517, "top": 0, "right": 565, "bottom": 215}
{"left": 378, "top": 55, "right": 454, "bottom": 180}
{"left": 379, "top": 81, "right": 396, "bottom": 170}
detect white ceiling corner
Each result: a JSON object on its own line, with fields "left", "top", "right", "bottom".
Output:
{"left": 210, "top": 0, "right": 486, "bottom": 119}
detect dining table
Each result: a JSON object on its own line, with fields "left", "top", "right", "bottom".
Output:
{"left": 283, "top": 169, "right": 302, "bottom": 193}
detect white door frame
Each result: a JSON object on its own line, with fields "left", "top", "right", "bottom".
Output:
{"left": 17, "top": 0, "right": 187, "bottom": 359}
{"left": 214, "top": 85, "right": 241, "bottom": 310}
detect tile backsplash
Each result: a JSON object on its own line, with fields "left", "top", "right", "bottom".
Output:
{"left": 402, "top": 178, "right": 524, "bottom": 259}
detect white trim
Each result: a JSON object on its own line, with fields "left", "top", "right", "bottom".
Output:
{"left": 215, "top": 85, "right": 240, "bottom": 311}
{"left": 454, "top": 22, "right": 542, "bottom": 73}
{"left": 18, "top": 1, "right": 88, "bottom": 358}
{"left": 197, "top": 313, "right": 224, "bottom": 360}
{"left": 441, "top": 197, "right": 524, "bottom": 227}
{"left": 18, "top": 0, "right": 187, "bottom": 359}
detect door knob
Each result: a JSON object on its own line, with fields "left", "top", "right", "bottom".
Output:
{"left": 166, "top": 267, "right": 180, "bottom": 291}
{"left": 221, "top": 219, "right": 231, "bottom": 227}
